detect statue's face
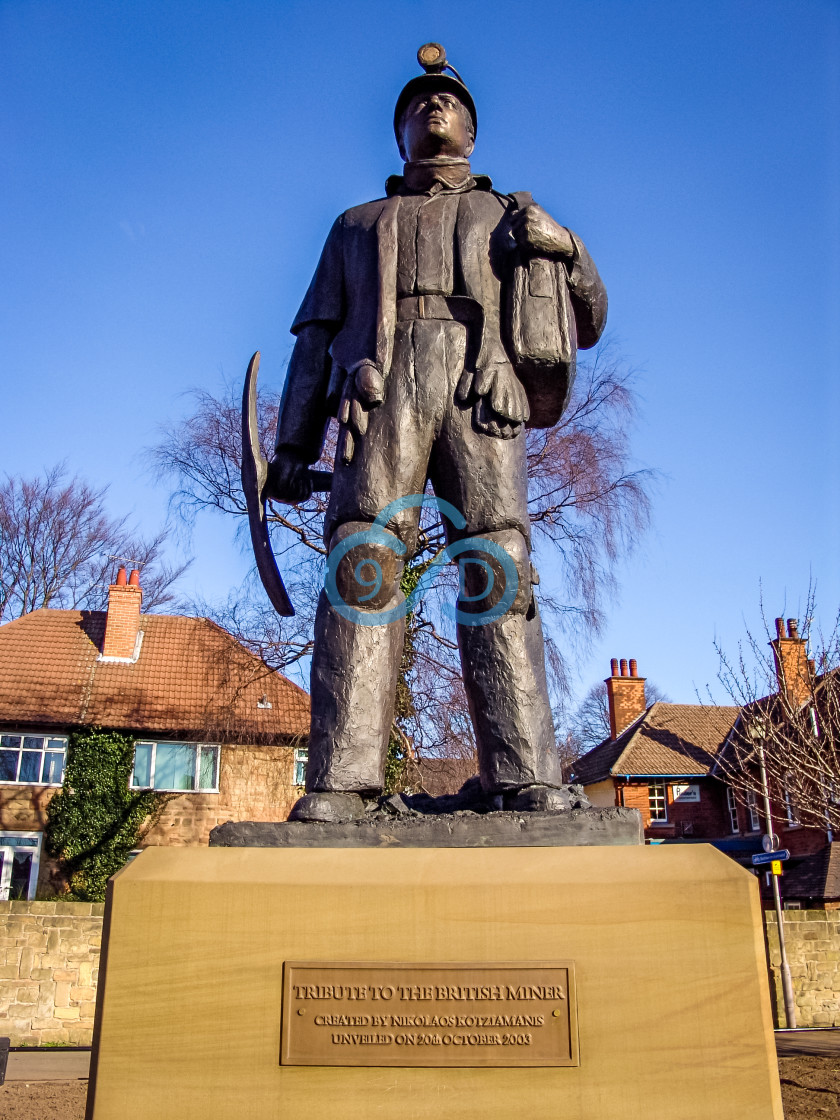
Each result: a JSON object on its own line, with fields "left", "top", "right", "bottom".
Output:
{"left": 399, "top": 91, "right": 474, "bottom": 161}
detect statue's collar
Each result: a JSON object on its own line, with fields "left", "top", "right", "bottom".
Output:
{"left": 385, "top": 158, "right": 492, "bottom": 197}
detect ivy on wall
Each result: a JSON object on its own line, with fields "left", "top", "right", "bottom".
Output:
{"left": 45, "top": 727, "right": 167, "bottom": 901}
{"left": 384, "top": 559, "right": 428, "bottom": 794}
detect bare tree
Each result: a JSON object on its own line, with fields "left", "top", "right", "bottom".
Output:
{"left": 151, "top": 342, "right": 656, "bottom": 769}
{"left": 0, "top": 465, "right": 188, "bottom": 622}
{"left": 527, "top": 344, "right": 655, "bottom": 645}
{"left": 715, "top": 595, "right": 840, "bottom": 833}
{"left": 187, "top": 584, "right": 316, "bottom": 675}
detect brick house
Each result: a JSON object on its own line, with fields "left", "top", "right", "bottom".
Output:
{"left": 711, "top": 618, "right": 840, "bottom": 905}
{"left": 572, "top": 652, "right": 833, "bottom": 904}
{"left": 0, "top": 568, "right": 309, "bottom": 898}
{"left": 572, "top": 659, "right": 740, "bottom": 840}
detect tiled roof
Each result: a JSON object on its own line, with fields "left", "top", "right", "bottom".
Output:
{"left": 0, "top": 609, "right": 309, "bottom": 743}
{"left": 570, "top": 730, "right": 633, "bottom": 787}
{"left": 572, "top": 703, "right": 739, "bottom": 784}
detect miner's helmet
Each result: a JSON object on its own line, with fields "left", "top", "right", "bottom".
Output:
{"left": 393, "top": 44, "right": 477, "bottom": 147}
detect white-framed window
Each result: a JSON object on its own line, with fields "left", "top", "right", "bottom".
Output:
{"left": 0, "top": 734, "right": 67, "bottom": 785}
{"left": 648, "top": 782, "right": 668, "bottom": 823}
{"left": 130, "top": 742, "right": 220, "bottom": 792}
{"left": 294, "top": 747, "right": 308, "bottom": 787}
{"left": 726, "top": 787, "right": 740, "bottom": 834}
{"left": 784, "top": 771, "right": 799, "bottom": 826}
{"left": 746, "top": 790, "right": 761, "bottom": 832}
{"left": 0, "top": 831, "right": 43, "bottom": 901}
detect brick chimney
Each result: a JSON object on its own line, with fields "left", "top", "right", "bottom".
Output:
{"left": 101, "top": 567, "right": 143, "bottom": 661}
{"left": 771, "top": 617, "right": 811, "bottom": 707}
{"left": 605, "top": 658, "right": 647, "bottom": 740}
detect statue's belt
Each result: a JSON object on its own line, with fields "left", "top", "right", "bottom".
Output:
{"left": 396, "top": 293, "right": 481, "bottom": 324}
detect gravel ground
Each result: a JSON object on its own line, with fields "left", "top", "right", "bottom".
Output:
{"left": 0, "top": 1057, "right": 836, "bottom": 1118}
{"left": 778, "top": 1056, "right": 840, "bottom": 1119}
{"left": 0, "top": 1078, "right": 88, "bottom": 1119}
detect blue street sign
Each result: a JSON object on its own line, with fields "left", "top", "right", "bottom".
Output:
{"left": 752, "top": 849, "right": 790, "bottom": 866}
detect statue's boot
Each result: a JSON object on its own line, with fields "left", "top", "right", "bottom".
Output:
{"left": 503, "top": 784, "right": 591, "bottom": 812}
{"left": 297, "top": 589, "right": 405, "bottom": 807}
{"left": 288, "top": 790, "right": 368, "bottom": 823}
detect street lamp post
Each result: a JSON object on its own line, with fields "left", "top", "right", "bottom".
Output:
{"left": 751, "top": 725, "right": 797, "bottom": 1028}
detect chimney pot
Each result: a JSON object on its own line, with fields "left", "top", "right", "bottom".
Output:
{"left": 129, "top": 569, "right": 140, "bottom": 586}
{"left": 116, "top": 566, "right": 127, "bottom": 586}
{"left": 808, "top": 658, "right": 816, "bottom": 677}
{"left": 619, "top": 658, "right": 628, "bottom": 677}
{"left": 629, "top": 659, "right": 638, "bottom": 677}
{"left": 787, "top": 618, "right": 799, "bottom": 640}
{"left": 775, "top": 617, "right": 785, "bottom": 639}
{"left": 610, "top": 658, "right": 619, "bottom": 676}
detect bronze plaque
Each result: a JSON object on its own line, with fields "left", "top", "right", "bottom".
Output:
{"left": 280, "top": 962, "right": 578, "bottom": 1067}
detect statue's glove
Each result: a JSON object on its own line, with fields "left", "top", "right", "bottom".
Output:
{"left": 510, "top": 204, "right": 575, "bottom": 259}
{"left": 337, "top": 360, "right": 385, "bottom": 463}
{"left": 266, "top": 449, "right": 313, "bottom": 504}
{"left": 457, "top": 356, "right": 530, "bottom": 439}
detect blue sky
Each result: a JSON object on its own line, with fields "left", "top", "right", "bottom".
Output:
{"left": 1, "top": 0, "right": 838, "bottom": 707}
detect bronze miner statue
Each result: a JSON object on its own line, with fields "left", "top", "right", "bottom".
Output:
{"left": 245, "top": 44, "right": 607, "bottom": 822}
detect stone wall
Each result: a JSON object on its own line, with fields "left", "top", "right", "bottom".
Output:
{"left": 4, "top": 899, "right": 839, "bottom": 1045}
{"left": 765, "top": 910, "right": 840, "bottom": 1026}
{"left": 0, "top": 900, "right": 103, "bottom": 1045}
{"left": 0, "top": 784, "right": 55, "bottom": 834}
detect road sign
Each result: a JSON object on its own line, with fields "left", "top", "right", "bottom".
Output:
{"left": 762, "top": 833, "right": 780, "bottom": 853}
{"left": 752, "top": 849, "right": 790, "bottom": 866}
{"left": 771, "top": 861, "right": 783, "bottom": 876}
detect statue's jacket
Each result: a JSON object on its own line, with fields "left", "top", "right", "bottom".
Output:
{"left": 278, "top": 179, "right": 607, "bottom": 461}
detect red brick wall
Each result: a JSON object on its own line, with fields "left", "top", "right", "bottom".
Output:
{"left": 614, "top": 778, "right": 744, "bottom": 839}
{"left": 101, "top": 581, "right": 142, "bottom": 660}
{"left": 608, "top": 777, "right": 830, "bottom": 852}
{"left": 728, "top": 785, "right": 828, "bottom": 856}
{"left": 777, "top": 821, "right": 829, "bottom": 857}
{"left": 614, "top": 780, "right": 652, "bottom": 824}
{"left": 771, "top": 621, "right": 811, "bottom": 707}
{"left": 723, "top": 758, "right": 829, "bottom": 855}
{"left": 606, "top": 675, "right": 646, "bottom": 739}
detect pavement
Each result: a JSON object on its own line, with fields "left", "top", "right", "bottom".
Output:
{"left": 4, "top": 1050, "right": 91, "bottom": 1081}
{"left": 0, "top": 1031, "right": 838, "bottom": 1081}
